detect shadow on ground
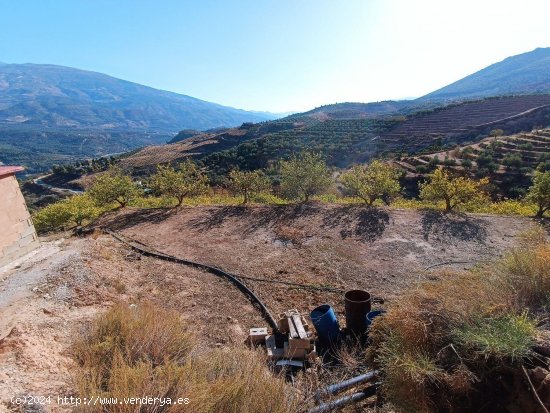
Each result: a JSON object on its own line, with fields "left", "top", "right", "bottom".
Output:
{"left": 421, "top": 210, "right": 487, "bottom": 242}
{"left": 187, "top": 204, "right": 322, "bottom": 235}
{"left": 321, "top": 205, "right": 389, "bottom": 242}
{"left": 100, "top": 208, "right": 178, "bottom": 230}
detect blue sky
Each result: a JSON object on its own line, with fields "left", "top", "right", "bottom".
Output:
{"left": 1, "top": 0, "right": 549, "bottom": 112}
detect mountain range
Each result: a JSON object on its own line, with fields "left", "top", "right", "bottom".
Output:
{"left": 420, "top": 47, "right": 550, "bottom": 100}
{"left": 2, "top": 47, "right": 550, "bottom": 173}
{"left": 0, "top": 63, "right": 275, "bottom": 130}
{"left": 0, "top": 64, "right": 276, "bottom": 172}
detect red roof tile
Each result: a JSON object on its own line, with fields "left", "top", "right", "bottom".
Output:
{"left": 0, "top": 166, "right": 24, "bottom": 178}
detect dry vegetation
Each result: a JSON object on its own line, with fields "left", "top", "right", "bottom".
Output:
{"left": 369, "top": 228, "right": 550, "bottom": 412}
{"left": 1, "top": 205, "right": 545, "bottom": 413}
{"left": 72, "top": 303, "right": 296, "bottom": 413}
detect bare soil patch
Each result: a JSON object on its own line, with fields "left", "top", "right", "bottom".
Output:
{"left": 0, "top": 204, "right": 537, "bottom": 411}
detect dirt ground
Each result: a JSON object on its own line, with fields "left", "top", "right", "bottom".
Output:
{"left": 0, "top": 204, "right": 538, "bottom": 412}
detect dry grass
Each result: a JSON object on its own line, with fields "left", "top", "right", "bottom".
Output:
{"left": 368, "top": 227, "right": 549, "bottom": 412}
{"left": 72, "top": 303, "right": 296, "bottom": 413}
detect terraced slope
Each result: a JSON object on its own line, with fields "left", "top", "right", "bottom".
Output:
{"left": 379, "top": 95, "right": 550, "bottom": 152}
{"left": 120, "top": 117, "right": 398, "bottom": 176}
{"left": 395, "top": 128, "right": 550, "bottom": 197}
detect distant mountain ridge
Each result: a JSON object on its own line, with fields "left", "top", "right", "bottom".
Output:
{"left": 0, "top": 63, "right": 275, "bottom": 131}
{"left": 0, "top": 63, "right": 276, "bottom": 172}
{"left": 4, "top": 47, "right": 550, "bottom": 174}
{"left": 420, "top": 47, "right": 550, "bottom": 100}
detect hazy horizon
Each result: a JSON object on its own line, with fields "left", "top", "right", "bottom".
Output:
{"left": 1, "top": 0, "right": 549, "bottom": 113}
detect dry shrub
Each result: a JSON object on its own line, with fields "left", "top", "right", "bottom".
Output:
{"left": 73, "top": 303, "right": 296, "bottom": 413}
{"left": 369, "top": 227, "right": 548, "bottom": 412}
{"left": 189, "top": 348, "right": 296, "bottom": 413}
{"left": 499, "top": 228, "right": 550, "bottom": 309}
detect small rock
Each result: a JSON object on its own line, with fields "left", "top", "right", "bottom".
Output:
{"left": 216, "top": 342, "right": 223, "bottom": 347}
{"left": 227, "top": 316, "right": 232, "bottom": 321}
{"left": 530, "top": 366, "right": 549, "bottom": 383}
{"left": 42, "top": 308, "right": 53, "bottom": 315}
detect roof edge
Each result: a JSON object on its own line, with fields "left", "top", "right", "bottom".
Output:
{"left": 0, "top": 166, "right": 25, "bottom": 178}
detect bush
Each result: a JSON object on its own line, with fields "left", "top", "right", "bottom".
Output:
{"left": 419, "top": 167, "right": 489, "bottom": 211}
{"left": 32, "top": 201, "right": 73, "bottom": 232}
{"left": 526, "top": 170, "right": 550, "bottom": 217}
{"left": 228, "top": 169, "right": 271, "bottom": 204}
{"left": 369, "top": 230, "right": 548, "bottom": 412}
{"left": 64, "top": 194, "right": 102, "bottom": 226}
{"left": 453, "top": 313, "right": 536, "bottom": 362}
{"left": 32, "top": 194, "right": 101, "bottom": 233}
{"left": 502, "top": 153, "right": 523, "bottom": 170}
{"left": 73, "top": 303, "right": 296, "bottom": 413}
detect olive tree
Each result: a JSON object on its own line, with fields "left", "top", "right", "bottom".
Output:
{"left": 526, "top": 171, "right": 550, "bottom": 217}
{"left": 341, "top": 160, "right": 401, "bottom": 205}
{"left": 33, "top": 194, "right": 100, "bottom": 232}
{"left": 149, "top": 160, "right": 209, "bottom": 206}
{"left": 228, "top": 169, "right": 271, "bottom": 204}
{"left": 419, "top": 167, "right": 489, "bottom": 211}
{"left": 88, "top": 168, "right": 141, "bottom": 208}
{"left": 279, "top": 152, "right": 332, "bottom": 202}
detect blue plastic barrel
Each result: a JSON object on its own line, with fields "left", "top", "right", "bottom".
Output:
{"left": 310, "top": 304, "right": 340, "bottom": 345}
{"left": 366, "top": 310, "right": 386, "bottom": 327}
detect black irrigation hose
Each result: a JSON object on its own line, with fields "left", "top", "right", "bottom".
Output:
{"left": 238, "top": 276, "right": 345, "bottom": 293}
{"left": 424, "top": 259, "right": 493, "bottom": 271}
{"left": 424, "top": 261, "right": 473, "bottom": 271}
{"left": 103, "top": 228, "right": 279, "bottom": 331}
{"left": 127, "top": 234, "right": 385, "bottom": 302}
{"left": 122, "top": 235, "right": 345, "bottom": 293}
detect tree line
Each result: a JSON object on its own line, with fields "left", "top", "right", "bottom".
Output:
{"left": 32, "top": 152, "right": 550, "bottom": 232}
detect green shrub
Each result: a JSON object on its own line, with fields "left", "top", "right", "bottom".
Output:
{"left": 228, "top": 169, "right": 271, "bottom": 204}
{"left": 526, "top": 170, "right": 550, "bottom": 217}
{"left": 419, "top": 167, "right": 489, "bottom": 211}
{"left": 454, "top": 313, "right": 536, "bottom": 362}
{"left": 33, "top": 201, "right": 73, "bottom": 232}
{"left": 369, "top": 230, "right": 549, "bottom": 412}
{"left": 340, "top": 160, "right": 401, "bottom": 205}
{"left": 32, "top": 194, "right": 101, "bottom": 232}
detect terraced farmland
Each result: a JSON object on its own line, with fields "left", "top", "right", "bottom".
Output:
{"left": 379, "top": 95, "right": 550, "bottom": 152}
{"left": 121, "top": 117, "right": 399, "bottom": 175}
{"left": 395, "top": 129, "right": 550, "bottom": 197}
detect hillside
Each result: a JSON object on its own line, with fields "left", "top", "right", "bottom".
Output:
{"left": 421, "top": 47, "right": 550, "bottom": 100}
{"left": 395, "top": 128, "right": 550, "bottom": 198}
{"left": 116, "top": 95, "right": 550, "bottom": 179}
{"left": 379, "top": 94, "right": 550, "bottom": 151}
{"left": 0, "top": 63, "right": 276, "bottom": 172}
